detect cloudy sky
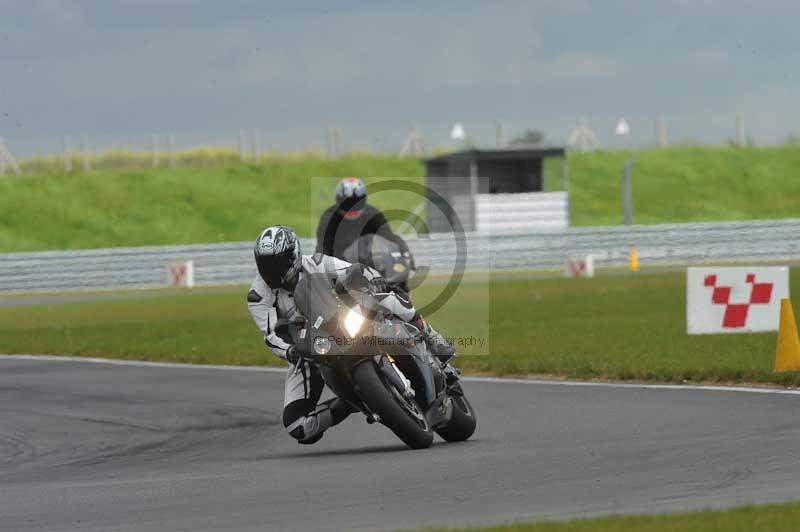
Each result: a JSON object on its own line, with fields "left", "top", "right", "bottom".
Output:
{"left": 1, "top": 0, "right": 798, "bottom": 154}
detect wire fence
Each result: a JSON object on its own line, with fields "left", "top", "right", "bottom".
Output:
{"left": 3, "top": 111, "right": 787, "bottom": 176}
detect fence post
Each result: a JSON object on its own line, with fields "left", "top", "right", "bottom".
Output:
{"left": 151, "top": 133, "right": 159, "bottom": 167}
{"left": 656, "top": 116, "right": 667, "bottom": 148}
{"left": 168, "top": 132, "right": 176, "bottom": 167}
{"left": 63, "top": 136, "right": 72, "bottom": 172}
{"left": 239, "top": 129, "right": 247, "bottom": 162}
{"left": 621, "top": 157, "right": 636, "bottom": 225}
{"left": 326, "top": 126, "right": 340, "bottom": 159}
{"left": 81, "top": 134, "right": 90, "bottom": 171}
{"left": 251, "top": 129, "right": 260, "bottom": 163}
{"left": 736, "top": 112, "right": 746, "bottom": 147}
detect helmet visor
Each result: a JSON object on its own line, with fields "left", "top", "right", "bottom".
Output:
{"left": 337, "top": 197, "right": 366, "bottom": 214}
{"left": 256, "top": 251, "right": 295, "bottom": 286}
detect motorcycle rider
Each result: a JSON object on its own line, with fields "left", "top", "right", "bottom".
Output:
{"left": 247, "top": 225, "right": 454, "bottom": 445}
{"left": 315, "top": 177, "right": 413, "bottom": 266}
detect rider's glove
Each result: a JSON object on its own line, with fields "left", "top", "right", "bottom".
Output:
{"left": 370, "top": 277, "right": 389, "bottom": 294}
{"left": 286, "top": 345, "right": 304, "bottom": 365}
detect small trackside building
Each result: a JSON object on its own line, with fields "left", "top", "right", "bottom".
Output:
{"left": 423, "top": 147, "right": 568, "bottom": 234}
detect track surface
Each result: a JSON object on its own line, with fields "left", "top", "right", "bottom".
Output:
{"left": 1, "top": 358, "right": 799, "bottom": 532}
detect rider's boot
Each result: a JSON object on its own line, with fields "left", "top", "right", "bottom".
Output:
{"left": 413, "top": 317, "right": 456, "bottom": 364}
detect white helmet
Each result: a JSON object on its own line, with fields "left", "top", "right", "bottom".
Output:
{"left": 254, "top": 226, "right": 302, "bottom": 289}
{"left": 335, "top": 177, "right": 367, "bottom": 219}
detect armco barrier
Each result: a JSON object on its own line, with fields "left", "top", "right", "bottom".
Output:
{"left": 1, "top": 218, "right": 799, "bottom": 293}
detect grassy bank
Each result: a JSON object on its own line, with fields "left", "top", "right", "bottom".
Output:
{"left": 2, "top": 147, "right": 800, "bottom": 252}
{"left": 423, "top": 501, "right": 800, "bottom": 532}
{"left": 2, "top": 271, "right": 798, "bottom": 386}
{"left": 547, "top": 146, "right": 800, "bottom": 226}
{"left": 0, "top": 155, "right": 424, "bottom": 252}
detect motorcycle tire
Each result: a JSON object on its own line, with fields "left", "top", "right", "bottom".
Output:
{"left": 352, "top": 361, "right": 434, "bottom": 450}
{"left": 435, "top": 383, "right": 476, "bottom": 442}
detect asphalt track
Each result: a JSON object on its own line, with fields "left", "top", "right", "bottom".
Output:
{"left": 1, "top": 357, "right": 799, "bottom": 532}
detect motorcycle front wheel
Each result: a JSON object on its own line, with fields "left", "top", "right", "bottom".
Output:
{"left": 352, "top": 361, "right": 433, "bottom": 449}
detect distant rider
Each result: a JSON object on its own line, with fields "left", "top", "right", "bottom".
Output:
{"left": 315, "top": 177, "right": 413, "bottom": 266}
{"left": 247, "top": 225, "right": 454, "bottom": 445}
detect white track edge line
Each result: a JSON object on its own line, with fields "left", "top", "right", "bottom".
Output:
{"left": 2, "top": 354, "right": 799, "bottom": 396}
{"left": 0, "top": 354, "right": 287, "bottom": 373}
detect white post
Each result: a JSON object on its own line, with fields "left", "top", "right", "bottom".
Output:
{"left": 81, "top": 134, "right": 90, "bottom": 171}
{"left": 185, "top": 260, "right": 195, "bottom": 288}
{"left": 656, "top": 116, "right": 667, "bottom": 148}
{"left": 736, "top": 112, "right": 746, "bottom": 147}
{"left": 168, "top": 132, "right": 176, "bottom": 167}
{"left": 495, "top": 121, "right": 504, "bottom": 148}
{"left": 151, "top": 133, "right": 159, "bottom": 167}
{"left": 585, "top": 254, "right": 595, "bottom": 278}
{"left": 63, "top": 136, "right": 72, "bottom": 172}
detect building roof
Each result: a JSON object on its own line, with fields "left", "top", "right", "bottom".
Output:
{"left": 424, "top": 147, "right": 566, "bottom": 164}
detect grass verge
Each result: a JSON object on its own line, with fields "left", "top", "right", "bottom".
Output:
{"left": 1, "top": 271, "right": 798, "bottom": 386}
{"left": 422, "top": 501, "right": 800, "bottom": 531}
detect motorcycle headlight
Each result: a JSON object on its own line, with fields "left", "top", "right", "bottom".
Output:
{"left": 343, "top": 308, "right": 364, "bottom": 338}
{"left": 313, "top": 336, "right": 332, "bottom": 355}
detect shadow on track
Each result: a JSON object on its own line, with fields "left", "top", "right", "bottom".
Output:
{"left": 261, "top": 439, "right": 479, "bottom": 460}
{"left": 262, "top": 443, "right": 410, "bottom": 460}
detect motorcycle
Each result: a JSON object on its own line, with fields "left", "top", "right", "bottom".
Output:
{"left": 341, "top": 234, "right": 414, "bottom": 293}
{"left": 287, "top": 271, "right": 476, "bottom": 449}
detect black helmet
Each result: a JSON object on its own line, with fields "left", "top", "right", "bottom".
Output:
{"left": 335, "top": 177, "right": 367, "bottom": 219}
{"left": 254, "top": 226, "right": 302, "bottom": 289}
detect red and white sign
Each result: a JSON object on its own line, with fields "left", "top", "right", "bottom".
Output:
{"left": 565, "top": 254, "right": 595, "bottom": 278}
{"left": 687, "top": 266, "right": 789, "bottom": 334}
{"left": 166, "top": 260, "right": 195, "bottom": 288}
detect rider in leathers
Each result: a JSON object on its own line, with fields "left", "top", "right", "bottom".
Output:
{"left": 247, "top": 225, "right": 454, "bottom": 445}
{"left": 315, "top": 177, "right": 413, "bottom": 264}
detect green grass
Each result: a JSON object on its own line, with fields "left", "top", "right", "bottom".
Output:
{"left": 2, "top": 271, "right": 798, "bottom": 386}
{"left": 0, "top": 155, "right": 424, "bottom": 252}
{"left": 422, "top": 501, "right": 800, "bottom": 532}
{"left": 545, "top": 146, "right": 800, "bottom": 226}
{"left": 2, "top": 147, "right": 800, "bottom": 252}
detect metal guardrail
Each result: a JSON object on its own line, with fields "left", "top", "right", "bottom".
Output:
{"left": 1, "top": 218, "right": 799, "bottom": 293}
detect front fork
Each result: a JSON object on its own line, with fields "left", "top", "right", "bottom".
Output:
{"left": 376, "top": 354, "right": 459, "bottom": 430}
{"left": 374, "top": 355, "right": 415, "bottom": 401}
{"left": 355, "top": 355, "right": 416, "bottom": 425}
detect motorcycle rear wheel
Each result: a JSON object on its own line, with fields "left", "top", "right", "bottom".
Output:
{"left": 352, "top": 361, "right": 434, "bottom": 449}
{"left": 436, "top": 383, "right": 476, "bottom": 442}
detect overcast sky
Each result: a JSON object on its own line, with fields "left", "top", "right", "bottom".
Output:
{"left": 1, "top": 0, "right": 798, "bottom": 154}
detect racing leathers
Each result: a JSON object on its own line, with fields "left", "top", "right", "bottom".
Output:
{"left": 247, "top": 253, "right": 429, "bottom": 445}
{"left": 315, "top": 203, "right": 411, "bottom": 260}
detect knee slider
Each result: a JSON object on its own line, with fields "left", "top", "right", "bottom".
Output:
{"left": 284, "top": 399, "right": 326, "bottom": 444}
{"left": 288, "top": 425, "right": 306, "bottom": 441}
